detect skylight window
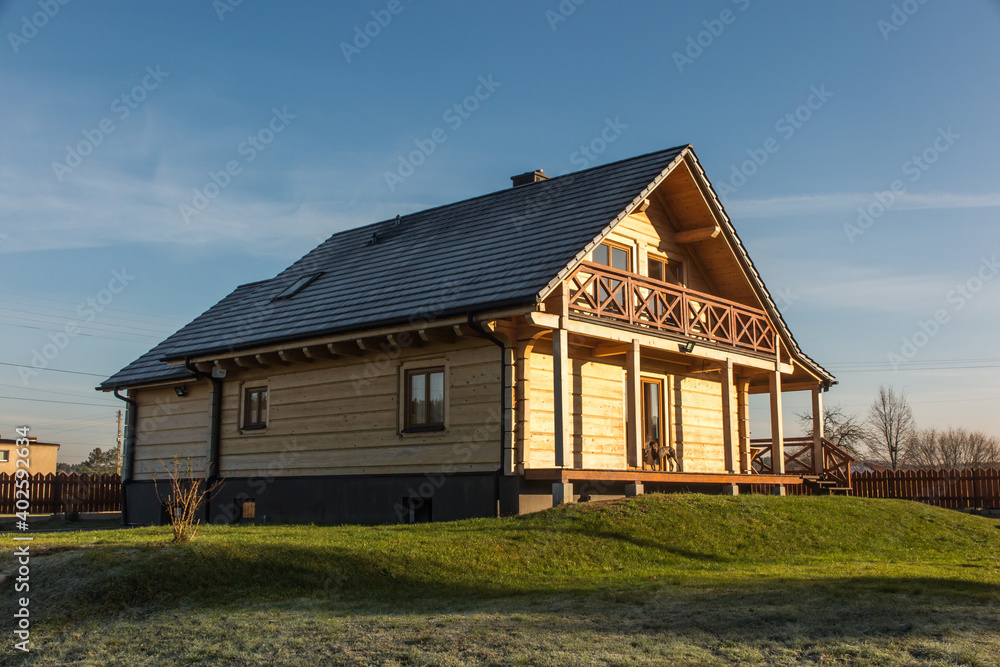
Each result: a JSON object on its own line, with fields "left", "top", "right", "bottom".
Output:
{"left": 272, "top": 272, "right": 322, "bottom": 301}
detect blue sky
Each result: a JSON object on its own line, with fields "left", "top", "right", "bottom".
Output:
{"left": 2, "top": 0, "right": 998, "bottom": 463}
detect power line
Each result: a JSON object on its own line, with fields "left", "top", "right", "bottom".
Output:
{"left": 0, "top": 290, "right": 187, "bottom": 324}
{"left": 0, "top": 361, "right": 108, "bottom": 378}
{"left": 832, "top": 365, "right": 1000, "bottom": 373}
{"left": 0, "top": 321, "right": 156, "bottom": 345}
{"left": 0, "top": 382, "right": 119, "bottom": 402}
{"left": 0, "top": 394, "right": 116, "bottom": 408}
{"left": 0, "top": 304, "right": 176, "bottom": 335}
{"left": 0, "top": 312, "right": 165, "bottom": 338}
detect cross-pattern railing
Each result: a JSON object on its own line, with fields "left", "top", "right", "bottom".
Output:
{"left": 748, "top": 437, "right": 854, "bottom": 488}
{"left": 566, "top": 262, "right": 775, "bottom": 356}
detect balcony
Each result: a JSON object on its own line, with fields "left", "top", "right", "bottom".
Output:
{"left": 565, "top": 261, "right": 775, "bottom": 357}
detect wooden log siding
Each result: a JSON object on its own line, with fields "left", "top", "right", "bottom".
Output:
{"left": 565, "top": 262, "right": 775, "bottom": 355}
{"left": 0, "top": 472, "right": 121, "bottom": 514}
{"left": 216, "top": 339, "right": 502, "bottom": 477}
{"left": 851, "top": 468, "right": 1000, "bottom": 509}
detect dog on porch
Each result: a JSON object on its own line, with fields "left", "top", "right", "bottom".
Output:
{"left": 643, "top": 438, "right": 678, "bottom": 472}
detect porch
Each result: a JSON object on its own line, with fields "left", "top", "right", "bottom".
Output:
{"left": 520, "top": 261, "right": 847, "bottom": 505}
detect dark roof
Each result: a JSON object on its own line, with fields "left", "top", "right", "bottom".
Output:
{"left": 100, "top": 146, "right": 688, "bottom": 390}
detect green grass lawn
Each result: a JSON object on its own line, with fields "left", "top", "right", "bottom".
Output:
{"left": 2, "top": 494, "right": 999, "bottom": 666}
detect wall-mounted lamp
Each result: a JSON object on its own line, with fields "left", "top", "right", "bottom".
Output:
{"left": 174, "top": 385, "right": 188, "bottom": 397}
{"left": 681, "top": 341, "right": 696, "bottom": 354}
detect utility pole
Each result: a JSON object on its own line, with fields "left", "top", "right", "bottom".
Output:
{"left": 116, "top": 410, "right": 123, "bottom": 475}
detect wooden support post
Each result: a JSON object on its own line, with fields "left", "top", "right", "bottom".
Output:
{"left": 625, "top": 482, "right": 644, "bottom": 497}
{"left": 501, "top": 346, "right": 516, "bottom": 476}
{"left": 769, "top": 370, "right": 785, "bottom": 474}
{"left": 553, "top": 328, "right": 571, "bottom": 468}
{"left": 515, "top": 339, "right": 534, "bottom": 470}
{"left": 721, "top": 359, "right": 737, "bottom": 474}
{"left": 737, "top": 376, "right": 750, "bottom": 473}
{"left": 552, "top": 482, "right": 574, "bottom": 505}
{"left": 625, "top": 339, "right": 642, "bottom": 469}
{"left": 812, "top": 386, "right": 824, "bottom": 475}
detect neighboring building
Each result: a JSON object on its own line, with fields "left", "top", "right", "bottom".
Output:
{"left": 0, "top": 435, "right": 60, "bottom": 476}
{"left": 100, "top": 145, "right": 847, "bottom": 525}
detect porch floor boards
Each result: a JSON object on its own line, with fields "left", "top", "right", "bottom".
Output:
{"left": 522, "top": 468, "right": 804, "bottom": 486}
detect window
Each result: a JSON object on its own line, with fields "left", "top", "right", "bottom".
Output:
{"left": 405, "top": 367, "right": 445, "bottom": 430}
{"left": 648, "top": 256, "right": 684, "bottom": 286}
{"left": 592, "top": 241, "right": 631, "bottom": 272}
{"left": 243, "top": 387, "right": 268, "bottom": 429}
{"left": 0, "top": 450, "right": 8, "bottom": 462}
{"left": 272, "top": 272, "right": 322, "bottom": 301}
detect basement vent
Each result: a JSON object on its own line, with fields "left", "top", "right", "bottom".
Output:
{"left": 240, "top": 499, "right": 256, "bottom": 520}
{"left": 402, "top": 497, "right": 432, "bottom": 524}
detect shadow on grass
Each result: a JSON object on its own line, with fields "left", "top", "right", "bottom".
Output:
{"left": 18, "top": 538, "right": 1000, "bottom": 622}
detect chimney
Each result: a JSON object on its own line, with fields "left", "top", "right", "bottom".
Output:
{"left": 510, "top": 170, "right": 549, "bottom": 188}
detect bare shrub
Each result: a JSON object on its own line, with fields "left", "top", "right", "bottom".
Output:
{"left": 154, "top": 457, "right": 223, "bottom": 543}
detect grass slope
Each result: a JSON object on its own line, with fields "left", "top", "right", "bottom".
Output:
{"left": 2, "top": 494, "right": 999, "bottom": 666}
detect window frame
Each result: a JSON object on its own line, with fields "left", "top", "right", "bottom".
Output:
{"left": 398, "top": 359, "right": 449, "bottom": 436}
{"left": 647, "top": 253, "right": 685, "bottom": 286}
{"left": 640, "top": 377, "right": 666, "bottom": 449}
{"left": 0, "top": 449, "right": 8, "bottom": 463}
{"left": 403, "top": 366, "right": 446, "bottom": 432}
{"left": 592, "top": 240, "right": 633, "bottom": 272}
{"left": 271, "top": 272, "right": 323, "bottom": 302}
{"left": 241, "top": 385, "right": 269, "bottom": 431}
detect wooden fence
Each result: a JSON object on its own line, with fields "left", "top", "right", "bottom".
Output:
{"left": 851, "top": 468, "right": 1000, "bottom": 509}
{"left": 0, "top": 472, "right": 121, "bottom": 514}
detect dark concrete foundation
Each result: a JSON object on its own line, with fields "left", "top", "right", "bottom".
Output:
{"left": 124, "top": 471, "right": 520, "bottom": 526}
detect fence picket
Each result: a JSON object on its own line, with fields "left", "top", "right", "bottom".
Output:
{"left": 848, "top": 467, "right": 999, "bottom": 509}
{"left": 0, "top": 472, "right": 121, "bottom": 514}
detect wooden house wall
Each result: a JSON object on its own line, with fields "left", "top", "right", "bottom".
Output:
{"left": 523, "top": 345, "right": 730, "bottom": 474}
{"left": 130, "top": 338, "right": 501, "bottom": 480}
{"left": 605, "top": 212, "right": 713, "bottom": 294}
{"left": 132, "top": 383, "right": 211, "bottom": 480}
{"left": 526, "top": 340, "right": 627, "bottom": 470}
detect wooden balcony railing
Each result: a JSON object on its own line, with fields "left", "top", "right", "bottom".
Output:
{"left": 748, "top": 437, "right": 854, "bottom": 488}
{"left": 566, "top": 262, "right": 775, "bottom": 356}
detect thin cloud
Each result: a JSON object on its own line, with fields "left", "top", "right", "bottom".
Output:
{"left": 725, "top": 192, "right": 1000, "bottom": 218}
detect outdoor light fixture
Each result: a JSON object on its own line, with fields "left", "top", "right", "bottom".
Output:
{"left": 174, "top": 385, "right": 187, "bottom": 397}
{"left": 681, "top": 342, "right": 696, "bottom": 353}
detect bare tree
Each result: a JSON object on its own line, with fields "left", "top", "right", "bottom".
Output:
{"left": 796, "top": 404, "right": 866, "bottom": 458}
{"left": 865, "top": 385, "right": 915, "bottom": 470}
{"left": 908, "top": 427, "right": 1000, "bottom": 470}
